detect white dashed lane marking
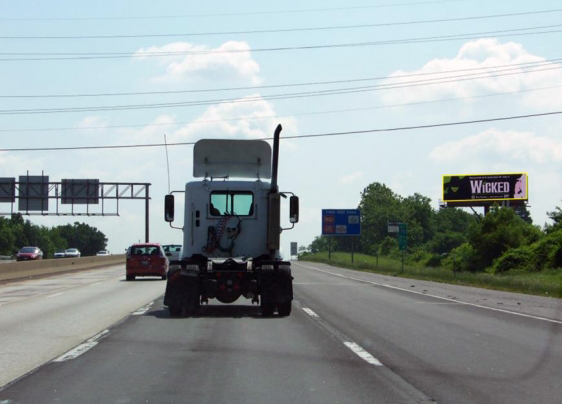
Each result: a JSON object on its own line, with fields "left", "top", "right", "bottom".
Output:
{"left": 46, "top": 292, "right": 64, "bottom": 298}
{"left": 132, "top": 301, "right": 154, "bottom": 315}
{"left": 53, "top": 329, "right": 110, "bottom": 362}
{"left": 302, "top": 307, "right": 384, "bottom": 367}
{"left": 302, "top": 308, "right": 319, "bottom": 318}
{"left": 344, "top": 342, "right": 384, "bottom": 366}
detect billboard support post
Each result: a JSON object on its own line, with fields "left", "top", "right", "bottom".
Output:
{"left": 351, "top": 237, "right": 354, "bottom": 264}
{"left": 328, "top": 237, "right": 332, "bottom": 260}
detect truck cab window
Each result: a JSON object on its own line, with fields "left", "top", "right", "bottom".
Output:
{"left": 210, "top": 192, "right": 254, "bottom": 216}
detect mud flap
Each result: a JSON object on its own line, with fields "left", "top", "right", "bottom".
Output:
{"left": 259, "top": 266, "right": 293, "bottom": 315}
{"left": 164, "top": 269, "right": 200, "bottom": 316}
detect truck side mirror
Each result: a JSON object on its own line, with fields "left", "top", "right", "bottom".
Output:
{"left": 289, "top": 195, "right": 299, "bottom": 223}
{"left": 164, "top": 194, "right": 174, "bottom": 222}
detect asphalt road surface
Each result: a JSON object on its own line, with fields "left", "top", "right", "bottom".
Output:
{"left": 0, "top": 261, "right": 561, "bottom": 403}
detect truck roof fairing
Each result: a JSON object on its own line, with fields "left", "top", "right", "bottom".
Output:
{"left": 193, "top": 139, "right": 272, "bottom": 179}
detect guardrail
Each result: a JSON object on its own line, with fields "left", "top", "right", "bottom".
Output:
{"left": 0, "top": 254, "right": 126, "bottom": 282}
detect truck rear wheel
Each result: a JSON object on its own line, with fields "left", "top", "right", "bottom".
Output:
{"left": 261, "top": 300, "right": 275, "bottom": 316}
{"left": 277, "top": 301, "right": 292, "bottom": 316}
{"left": 169, "top": 305, "right": 181, "bottom": 317}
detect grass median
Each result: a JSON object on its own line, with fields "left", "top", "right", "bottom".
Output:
{"left": 300, "top": 252, "right": 562, "bottom": 298}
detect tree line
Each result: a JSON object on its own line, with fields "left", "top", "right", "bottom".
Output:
{"left": 0, "top": 213, "right": 108, "bottom": 258}
{"left": 303, "top": 182, "right": 562, "bottom": 273}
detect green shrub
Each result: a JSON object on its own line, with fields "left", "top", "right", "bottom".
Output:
{"left": 552, "top": 245, "right": 562, "bottom": 268}
{"left": 380, "top": 236, "right": 399, "bottom": 256}
{"left": 443, "top": 243, "right": 477, "bottom": 272}
{"left": 424, "top": 253, "right": 443, "bottom": 267}
{"left": 528, "top": 229, "right": 562, "bottom": 270}
{"left": 408, "top": 249, "right": 430, "bottom": 263}
{"left": 493, "top": 246, "right": 534, "bottom": 273}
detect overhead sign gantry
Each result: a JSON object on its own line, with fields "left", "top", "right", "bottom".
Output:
{"left": 0, "top": 173, "right": 152, "bottom": 242}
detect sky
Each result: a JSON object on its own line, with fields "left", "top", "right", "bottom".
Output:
{"left": 0, "top": 0, "right": 561, "bottom": 257}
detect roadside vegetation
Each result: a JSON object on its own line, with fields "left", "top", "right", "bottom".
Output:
{"left": 0, "top": 213, "right": 107, "bottom": 258}
{"left": 299, "top": 182, "right": 562, "bottom": 298}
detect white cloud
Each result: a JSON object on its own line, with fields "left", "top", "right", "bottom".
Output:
{"left": 169, "top": 94, "right": 297, "bottom": 143}
{"left": 380, "top": 38, "right": 562, "bottom": 109}
{"left": 75, "top": 116, "right": 109, "bottom": 130}
{"left": 390, "top": 171, "right": 414, "bottom": 195}
{"left": 134, "top": 41, "right": 261, "bottom": 84}
{"left": 339, "top": 171, "right": 363, "bottom": 184}
{"left": 429, "top": 128, "right": 562, "bottom": 166}
{"left": 0, "top": 152, "right": 46, "bottom": 177}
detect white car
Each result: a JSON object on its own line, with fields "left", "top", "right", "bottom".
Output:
{"left": 162, "top": 244, "right": 182, "bottom": 261}
{"left": 96, "top": 250, "right": 110, "bottom": 256}
{"left": 53, "top": 250, "right": 66, "bottom": 259}
{"left": 65, "top": 248, "right": 81, "bottom": 258}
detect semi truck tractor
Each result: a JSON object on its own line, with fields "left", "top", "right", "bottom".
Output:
{"left": 163, "top": 124, "right": 299, "bottom": 317}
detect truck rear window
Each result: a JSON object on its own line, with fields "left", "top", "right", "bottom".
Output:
{"left": 210, "top": 191, "right": 254, "bottom": 216}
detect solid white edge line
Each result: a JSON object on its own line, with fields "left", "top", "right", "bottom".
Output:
{"left": 53, "top": 329, "right": 110, "bottom": 362}
{"left": 344, "top": 342, "right": 384, "bottom": 366}
{"left": 297, "top": 263, "right": 562, "bottom": 325}
{"left": 46, "top": 292, "right": 64, "bottom": 298}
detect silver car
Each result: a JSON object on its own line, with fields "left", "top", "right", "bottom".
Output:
{"left": 65, "top": 248, "right": 81, "bottom": 258}
{"left": 162, "top": 244, "right": 182, "bottom": 261}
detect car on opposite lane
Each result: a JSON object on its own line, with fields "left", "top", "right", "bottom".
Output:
{"left": 64, "top": 248, "right": 81, "bottom": 258}
{"left": 162, "top": 244, "right": 182, "bottom": 261}
{"left": 96, "top": 250, "right": 110, "bottom": 256}
{"left": 126, "top": 243, "right": 168, "bottom": 281}
{"left": 53, "top": 250, "right": 66, "bottom": 259}
{"left": 16, "top": 246, "right": 43, "bottom": 261}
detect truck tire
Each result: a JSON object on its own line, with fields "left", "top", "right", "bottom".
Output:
{"left": 169, "top": 305, "right": 182, "bottom": 317}
{"left": 277, "top": 301, "right": 292, "bottom": 316}
{"left": 183, "top": 281, "right": 201, "bottom": 316}
{"left": 126, "top": 275, "right": 135, "bottom": 281}
{"left": 261, "top": 300, "right": 275, "bottom": 316}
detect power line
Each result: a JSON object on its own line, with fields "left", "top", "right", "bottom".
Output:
{"left": 0, "top": 63, "right": 559, "bottom": 115}
{"left": 1, "top": 84, "right": 559, "bottom": 133}
{"left": 2, "top": 9, "right": 561, "bottom": 40}
{"left": 1, "top": 58, "right": 559, "bottom": 99}
{"left": 0, "top": 1, "right": 473, "bottom": 21}
{"left": 1, "top": 24, "right": 561, "bottom": 61}
{"left": 1, "top": 111, "right": 560, "bottom": 152}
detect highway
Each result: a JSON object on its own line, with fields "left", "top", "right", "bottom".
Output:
{"left": 0, "top": 262, "right": 561, "bottom": 403}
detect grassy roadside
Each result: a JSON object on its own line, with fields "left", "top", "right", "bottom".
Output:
{"left": 300, "top": 252, "right": 562, "bottom": 298}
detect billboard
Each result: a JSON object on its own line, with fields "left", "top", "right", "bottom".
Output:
{"left": 61, "top": 179, "right": 100, "bottom": 204}
{"left": 18, "top": 175, "right": 49, "bottom": 211}
{"left": 443, "top": 173, "right": 528, "bottom": 203}
{"left": 322, "top": 209, "right": 361, "bottom": 236}
{"left": 0, "top": 178, "right": 15, "bottom": 203}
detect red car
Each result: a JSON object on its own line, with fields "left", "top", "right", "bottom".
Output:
{"left": 126, "top": 243, "right": 168, "bottom": 281}
{"left": 16, "top": 246, "right": 43, "bottom": 261}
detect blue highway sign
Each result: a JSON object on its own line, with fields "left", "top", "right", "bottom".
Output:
{"left": 322, "top": 209, "right": 361, "bottom": 236}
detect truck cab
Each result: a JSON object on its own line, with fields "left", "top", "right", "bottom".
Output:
{"left": 164, "top": 125, "right": 299, "bottom": 317}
